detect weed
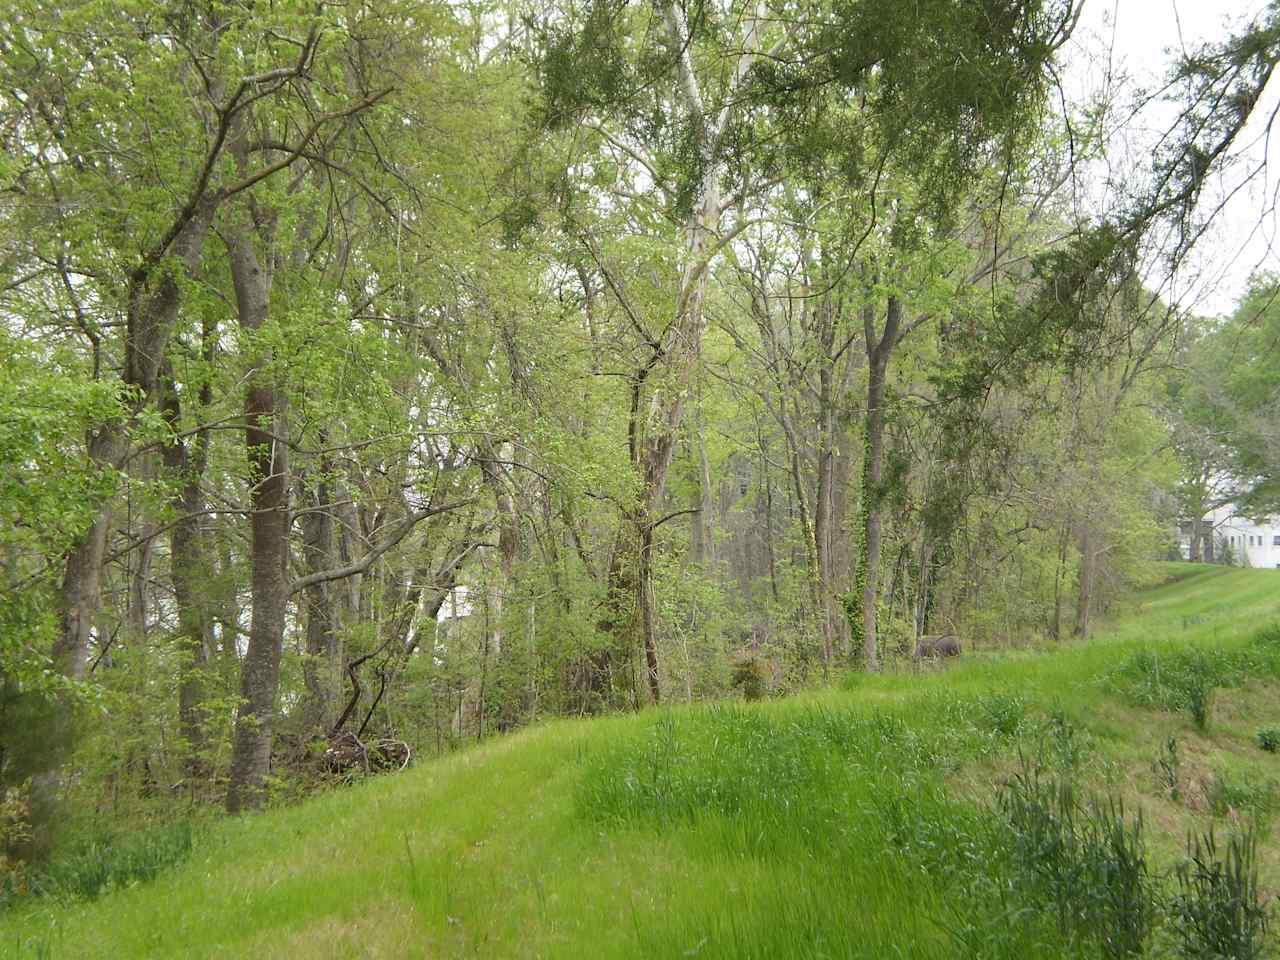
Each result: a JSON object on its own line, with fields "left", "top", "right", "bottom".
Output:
{"left": 0, "top": 784, "right": 31, "bottom": 902}
{"left": 1113, "top": 649, "right": 1224, "bottom": 729}
{"left": 1170, "top": 828, "right": 1272, "bottom": 959}
{"left": 1207, "top": 770, "right": 1277, "bottom": 825}
{"left": 1153, "top": 736, "right": 1181, "bottom": 802}
{"left": 1256, "top": 727, "right": 1280, "bottom": 753}
{"left": 1187, "top": 684, "right": 1214, "bottom": 731}
{"left": 1251, "top": 622, "right": 1280, "bottom": 651}
{"left": 976, "top": 693, "right": 1027, "bottom": 738}
{"left": 1041, "top": 710, "right": 1091, "bottom": 770}
{"left": 998, "top": 755, "right": 1155, "bottom": 958}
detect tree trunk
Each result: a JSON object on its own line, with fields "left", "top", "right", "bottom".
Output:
{"left": 859, "top": 297, "right": 902, "bottom": 671}
{"left": 814, "top": 352, "right": 842, "bottom": 666}
{"left": 479, "top": 442, "right": 520, "bottom": 662}
{"left": 1051, "top": 527, "right": 1070, "bottom": 640}
{"left": 160, "top": 361, "right": 215, "bottom": 772}
{"left": 1074, "top": 526, "right": 1094, "bottom": 638}
{"left": 225, "top": 218, "right": 290, "bottom": 814}
{"left": 1189, "top": 515, "right": 1204, "bottom": 562}
{"left": 298, "top": 470, "right": 341, "bottom": 737}
{"left": 689, "top": 408, "right": 715, "bottom": 568}
{"left": 594, "top": 519, "right": 640, "bottom": 707}
{"left": 638, "top": 520, "right": 661, "bottom": 704}
{"left": 34, "top": 200, "right": 218, "bottom": 855}
{"left": 53, "top": 200, "right": 217, "bottom": 681}
{"left": 52, "top": 430, "right": 118, "bottom": 680}
{"left": 125, "top": 514, "right": 157, "bottom": 643}
{"left": 592, "top": 0, "right": 755, "bottom": 705}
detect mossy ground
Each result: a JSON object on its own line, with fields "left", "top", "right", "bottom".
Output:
{"left": 5, "top": 563, "right": 1280, "bottom": 958}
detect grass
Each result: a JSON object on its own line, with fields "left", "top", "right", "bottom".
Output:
{"left": 4, "top": 562, "right": 1280, "bottom": 958}
{"left": 3, "top": 821, "right": 195, "bottom": 905}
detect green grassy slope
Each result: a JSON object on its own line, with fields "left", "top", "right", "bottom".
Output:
{"left": 7, "top": 563, "right": 1280, "bottom": 959}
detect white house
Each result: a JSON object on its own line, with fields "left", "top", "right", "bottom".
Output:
{"left": 1179, "top": 504, "right": 1280, "bottom": 568}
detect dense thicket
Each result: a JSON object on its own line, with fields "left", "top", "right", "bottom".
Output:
{"left": 0, "top": 0, "right": 1276, "bottom": 860}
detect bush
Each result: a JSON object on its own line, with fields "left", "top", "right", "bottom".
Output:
{"left": 976, "top": 693, "right": 1027, "bottom": 738}
{"left": 0, "top": 783, "right": 31, "bottom": 902}
{"left": 1255, "top": 728, "right": 1280, "bottom": 753}
{"left": 730, "top": 658, "right": 767, "bottom": 701}
{"left": 1170, "top": 828, "right": 1272, "bottom": 960}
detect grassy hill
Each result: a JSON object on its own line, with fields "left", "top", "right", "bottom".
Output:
{"left": 6, "top": 563, "right": 1280, "bottom": 959}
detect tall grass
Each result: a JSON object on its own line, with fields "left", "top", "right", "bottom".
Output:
{"left": 998, "top": 754, "right": 1155, "bottom": 957}
{"left": 582, "top": 694, "right": 1277, "bottom": 960}
{"left": 1109, "top": 623, "right": 1280, "bottom": 729}
{"left": 1, "top": 820, "right": 194, "bottom": 909}
{"left": 1171, "top": 828, "right": 1271, "bottom": 959}
{"left": 578, "top": 699, "right": 1081, "bottom": 958}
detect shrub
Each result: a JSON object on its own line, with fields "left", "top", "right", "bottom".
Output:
{"left": 0, "top": 783, "right": 31, "bottom": 903}
{"left": 1170, "top": 828, "right": 1271, "bottom": 960}
{"left": 976, "top": 693, "right": 1027, "bottom": 738}
{"left": 730, "top": 658, "right": 767, "bottom": 701}
{"left": 1255, "top": 728, "right": 1280, "bottom": 753}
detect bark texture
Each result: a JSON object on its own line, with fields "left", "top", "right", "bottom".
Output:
{"left": 860, "top": 296, "right": 903, "bottom": 671}
{"left": 225, "top": 216, "right": 290, "bottom": 814}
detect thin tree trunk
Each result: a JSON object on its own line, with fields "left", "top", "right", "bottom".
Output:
{"left": 814, "top": 360, "right": 839, "bottom": 666}
{"left": 1074, "top": 525, "right": 1094, "bottom": 638}
{"left": 1051, "top": 526, "right": 1070, "bottom": 640}
{"left": 592, "top": 0, "right": 759, "bottom": 705}
{"left": 52, "top": 431, "right": 116, "bottom": 680}
{"left": 161, "top": 357, "right": 215, "bottom": 772}
{"left": 689, "top": 407, "right": 715, "bottom": 568}
{"left": 479, "top": 442, "right": 520, "bottom": 663}
{"left": 126, "top": 518, "right": 156, "bottom": 642}
{"left": 298, "top": 469, "right": 341, "bottom": 737}
{"left": 859, "top": 296, "right": 902, "bottom": 671}
{"left": 638, "top": 520, "right": 660, "bottom": 703}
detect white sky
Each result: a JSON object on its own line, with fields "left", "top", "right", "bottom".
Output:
{"left": 1066, "top": 0, "right": 1279, "bottom": 315}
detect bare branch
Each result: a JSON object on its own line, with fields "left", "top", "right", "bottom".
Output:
{"left": 288, "top": 498, "right": 475, "bottom": 596}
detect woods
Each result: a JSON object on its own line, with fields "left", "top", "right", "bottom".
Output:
{"left": 1, "top": 0, "right": 1277, "bottom": 870}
